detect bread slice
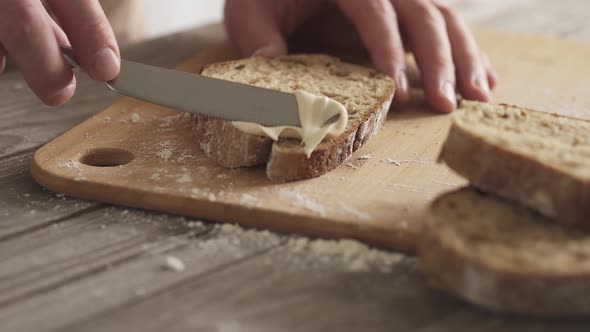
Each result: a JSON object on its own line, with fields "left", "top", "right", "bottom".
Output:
{"left": 439, "top": 101, "right": 590, "bottom": 229}
{"left": 192, "top": 55, "right": 395, "bottom": 181}
{"left": 420, "top": 188, "right": 590, "bottom": 317}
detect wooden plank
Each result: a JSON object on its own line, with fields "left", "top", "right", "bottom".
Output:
{"left": 0, "top": 207, "right": 213, "bottom": 308}
{"left": 0, "top": 218, "right": 281, "bottom": 332}
{"left": 0, "top": 70, "right": 117, "bottom": 159}
{"left": 55, "top": 247, "right": 590, "bottom": 332}
{"left": 0, "top": 151, "right": 99, "bottom": 239}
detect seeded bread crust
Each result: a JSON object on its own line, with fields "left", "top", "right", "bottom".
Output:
{"left": 439, "top": 101, "right": 590, "bottom": 229}
{"left": 420, "top": 188, "right": 590, "bottom": 317}
{"left": 192, "top": 55, "right": 395, "bottom": 181}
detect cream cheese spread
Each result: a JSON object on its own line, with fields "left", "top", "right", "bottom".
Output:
{"left": 232, "top": 90, "right": 348, "bottom": 157}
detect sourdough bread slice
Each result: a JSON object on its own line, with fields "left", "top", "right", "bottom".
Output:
{"left": 439, "top": 101, "right": 590, "bottom": 229}
{"left": 192, "top": 55, "right": 395, "bottom": 181}
{"left": 420, "top": 188, "right": 590, "bottom": 317}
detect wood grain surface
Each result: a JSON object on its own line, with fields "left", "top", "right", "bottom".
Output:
{"left": 3, "top": 2, "right": 590, "bottom": 331}
{"left": 31, "top": 30, "right": 590, "bottom": 253}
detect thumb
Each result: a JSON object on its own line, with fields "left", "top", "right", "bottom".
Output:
{"left": 252, "top": 43, "right": 286, "bottom": 57}
{"left": 224, "top": 0, "right": 287, "bottom": 57}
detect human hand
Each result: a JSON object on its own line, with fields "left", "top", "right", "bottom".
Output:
{"left": 224, "top": 0, "right": 498, "bottom": 113}
{"left": 0, "top": 0, "right": 119, "bottom": 106}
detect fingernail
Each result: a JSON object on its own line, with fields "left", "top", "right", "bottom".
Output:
{"left": 395, "top": 70, "right": 409, "bottom": 101}
{"left": 252, "top": 44, "right": 285, "bottom": 57}
{"left": 441, "top": 80, "right": 457, "bottom": 112}
{"left": 48, "top": 81, "right": 76, "bottom": 106}
{"left": 94, "top": 48, "right": 120, "bottom": 81}
{"left": 473, "top": 73, "right": 490, "bottom": 96}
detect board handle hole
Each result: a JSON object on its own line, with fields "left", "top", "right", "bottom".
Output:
{"left": 80, "top": 148, "right": 134, "bottom": 167}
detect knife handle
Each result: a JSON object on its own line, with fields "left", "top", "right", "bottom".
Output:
{"left": 59, "top": 45, "right": 81, "bottom": 70}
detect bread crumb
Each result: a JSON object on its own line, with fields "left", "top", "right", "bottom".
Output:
{"left": 159, "top": 113, "right": 190, "bottom": 127}
{"left": 156, "top": 140, "right": 174, "bottom": 161}
{"left": 345, "top": 163, "right": 359, "bottom": 170}
{"left": 338, "top": 203, "right": 370, "bottom": 221}
{"left": 240, "top": 193, "right": 258, "bottom": 205}
{"left": 176, "top": 174, "right": 192, "bottom": 183}
{"left": 164, "top": 255, "right": 185, "bottom": 272}
{"left": 382, "top": 157, "right": 434, "bottom": 166}
{"left": 131, "top": 113, "right": 141, "bottom": 123}
{"left": 356, "top": 153, "right": 373, "bottom": 160}
{"left": 288, "top": 237, "right": 404, "bottom": 272}
{"left": 279, "top": 190, "right": 326, "bottom": 216}
{"left": 187, "top": 221, "right": 203, "bottom": 228}
{"left": 104, "top": 116, "right": 112, "bottom": 123}
{"left": 59, "top": 159, "right": 81, "bottom": 169}
{"left": 176, "top": 151, "right": 193, "bottom": 163}
{"left": 382, "top": 158, "right": 401, "bottom": 166}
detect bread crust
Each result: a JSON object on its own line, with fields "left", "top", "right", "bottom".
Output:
{"left": 440, "top": 102, "right": 590, "bottom": 229}
{"left": 420, "top": 189, "right": 590, "bottom": 317}
{"left": 192, "top": 115, "right": 272, "bottom": 168}
{"left": 192, "top": 55, "right": 395, "bottom": 181}
{"left": 266, "top": 97, "right": 392, "bottom": 181}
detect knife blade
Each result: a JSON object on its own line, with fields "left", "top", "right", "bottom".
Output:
{"left": 60, "top": 46, "right": 301, "bottom": 127}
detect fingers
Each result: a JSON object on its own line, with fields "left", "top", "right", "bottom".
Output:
{"left": 480, "top": 51, "right": 498, "bottom": 89}
{"left": 436, "top": 4, "right": 490, "bottom": 102}
{"left": 394, "top": 0, "right": 456, "bottom": 113}
{"left": 336, "top": 0, "right": 409, "bottom": 102}
{"left": 224, "top": 0, "right": 288, "bottom": 57}
{"left": 0, "top": 0, "right": 75, "bottom": 105}
{"left": 48, "top": 11, "right": 70, "bottom": 46}
{"left": 0, "top": 45, "right": 5, "bottom": 75}
{"left": 47, "top": 0, "right": 119, "bottom": 81}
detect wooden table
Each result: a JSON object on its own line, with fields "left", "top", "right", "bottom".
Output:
{"left": 2, "top": 2, "right": 590, "bottom": 331}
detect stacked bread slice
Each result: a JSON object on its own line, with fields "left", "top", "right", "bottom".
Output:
{"left": 421, "top": 101, "right": 590, "bottom": 316}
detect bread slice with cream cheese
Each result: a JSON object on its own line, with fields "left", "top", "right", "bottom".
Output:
{"left": 192, "top": 55, "right": 395, "bottom": 182}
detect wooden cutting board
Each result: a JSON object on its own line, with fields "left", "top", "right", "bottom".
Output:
{"left": 31, "top": 31, "right": 590, "bottom": 252}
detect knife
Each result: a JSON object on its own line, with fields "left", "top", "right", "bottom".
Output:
{"left": 59, "top": 45, "right": 302, "bottom": 127}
